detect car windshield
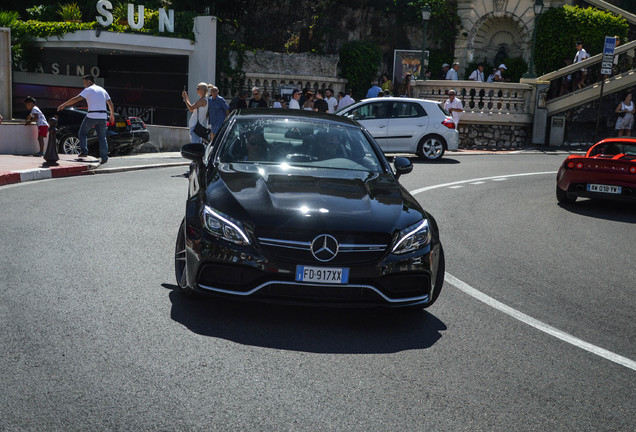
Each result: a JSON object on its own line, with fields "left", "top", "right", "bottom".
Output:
{"left": 589, "top": 142, "right": 636, "bottom": 157}
{"left": 218, "top": 117, "right": 384, "bottom": 172}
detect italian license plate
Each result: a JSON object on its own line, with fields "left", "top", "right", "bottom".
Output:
{"left": 116, "top": 121, "right": 126, "bottom": 128}
{"left": 295, "top": 265, "right": 349, "bottom": 284}
{"left": 587, "top": 184, "right": 622, "bottom": 194}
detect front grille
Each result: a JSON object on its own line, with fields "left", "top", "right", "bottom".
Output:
{"left": 375, "top": 273, "right": 431, "bottom": 299}
{"left": 256, "top": 232, "right": 390, "bottom": 265}
{"left": 256, "top": 283, "right": 384, "bottom": 303}
{"left": 198, "top": 263, "right": 268, "bottom": 292}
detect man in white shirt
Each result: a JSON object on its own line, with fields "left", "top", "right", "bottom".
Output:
{"left": 445, "top": 62, "right": 460, "bottom": 80}
{"left": 289, "top": 89, "right": 301, "bottom": 109}
{"left": 573, "top": 41, "right": 590, "bottom": 89}
{"left": 469, "top": 63, "right": 485, "bottom": 82}
{"left": 325, "top": 88, "right": 338, "bottom": 113}
{"left": 58, "top": 75, "right": 114, "bottom": 163}
{"left": 443, "top": 90, "right": 463, "bottom": 128}
{"left": 337, "top": 89, "right": 355, "bottom": 110}
{"left": 494, "top": 64, "right": 507, "bottom": 82}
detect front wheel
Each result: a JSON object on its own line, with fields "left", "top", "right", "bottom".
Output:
{"left": 175, "top": 219, "right": 195, "bottom": 296}
{"left": 417, "top": 135, "right": 446, "bottom": 161}
{"left": 58, "top": 135, "right": 81, "bottom": 155}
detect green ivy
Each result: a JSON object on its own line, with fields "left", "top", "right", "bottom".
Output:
{"left": 535, "top": 5, "right": 628, "bottom": 76}
{"left": 216, "top": 28, "right": 247, "bottom": 95}
{"left": 338, "top": 41, "right": 382, "bottom": 100}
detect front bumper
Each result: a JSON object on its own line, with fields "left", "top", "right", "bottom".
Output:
{"left": 184, "top": 223, "right": 441, "bottom": 307}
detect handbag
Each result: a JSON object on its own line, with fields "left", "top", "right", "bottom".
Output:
{"left": 193, "top": 107, "right": 211, "bottom": 139}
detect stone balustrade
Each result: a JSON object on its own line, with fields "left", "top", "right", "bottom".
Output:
{"left": 221, "top": 73, "right": 348, "bottom": 97}
{"left": 414, "top": 79, "right": 534, "bottom": 125}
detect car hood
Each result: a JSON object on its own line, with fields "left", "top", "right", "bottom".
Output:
{"left": 206, "top": 163, "right": 423, "bottom": 234}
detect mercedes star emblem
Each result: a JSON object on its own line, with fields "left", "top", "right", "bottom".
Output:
{"left": 310, "top": 234, "right": 339, "bottom": 262}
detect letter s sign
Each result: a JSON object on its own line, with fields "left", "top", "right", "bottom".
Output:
{"left": 96, "top": 0, "right": 114, "bottom": 27}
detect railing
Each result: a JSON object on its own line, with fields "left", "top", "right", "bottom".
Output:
{"left": 414, "top": 80, "right": 534, "bottom": 124}
{"left": 220, "top": 73, "right": 348, "bottom": 98}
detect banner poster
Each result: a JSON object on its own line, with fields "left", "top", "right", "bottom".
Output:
{"left": 393, "top": 50, "right": 422, "bottom": 92}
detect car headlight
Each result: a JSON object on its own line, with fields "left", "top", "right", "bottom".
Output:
{"left": 391, "top": 219, "right": 431, "bottom": 254}
{"left": 202, "top": 205, "right": 251, "bottom": 245}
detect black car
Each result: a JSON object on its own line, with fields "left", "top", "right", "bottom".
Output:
{"left": 129, "top": 116, "right": 150, "bottom": 146}
{"left": 56, "top": 108, "right": 135, "bottom": 156}
{"left": 175, "top": 109, "right": 445, "bottom": 308}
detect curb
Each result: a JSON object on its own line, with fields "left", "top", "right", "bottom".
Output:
{"left": 0, "top": 164, "right": 92, "bottom": 187}
{"left": 1, "top": 161, "right": 190, "bottom": 187}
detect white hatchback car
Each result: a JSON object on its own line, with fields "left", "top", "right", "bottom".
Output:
{"left": 336, "top": 97, "right": 459, "bottom": 160}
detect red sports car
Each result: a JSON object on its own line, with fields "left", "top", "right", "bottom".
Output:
{"left": 556, "top": 138, "right": 636, "bottom": 204}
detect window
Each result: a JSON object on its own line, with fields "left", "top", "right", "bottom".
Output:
{"left": 350, "top": 102, "right": 391, "bottom": 120}
{"left": 392, "top": 102, "right": 426, "bottom": 118}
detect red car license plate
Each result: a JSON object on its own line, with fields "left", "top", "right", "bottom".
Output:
{"left": 587, "top": 184, "right": 621, "bottom": 194}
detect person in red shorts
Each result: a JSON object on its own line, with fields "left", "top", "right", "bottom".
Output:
{"left": 24, "top": 96, "right": 49, "bottom": 157}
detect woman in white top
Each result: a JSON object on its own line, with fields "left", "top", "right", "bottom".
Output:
{"left": 615, "top": 92, "right": 634, "bottom": 137}
{"left": 182, "top": 82, "right": 209, "bottom": 143}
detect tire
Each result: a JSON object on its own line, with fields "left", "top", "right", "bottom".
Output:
{"left": 175, "top": 219, "right": 196, "bottom": 296}
{"left": 422, "top": 244, "right": 445, "bottom": 309}
{"left": 417, "top": 135, "right": 446, "bottom": 160}
{"left": 58, "top": 135, "right": 81, "bottom": 155}
{"left": 556, "top": 185, "right": 576, "bottom": 204}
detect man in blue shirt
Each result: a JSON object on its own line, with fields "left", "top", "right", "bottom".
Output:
{"left": 366, "top": 81, "right": 383, "bottom": 98}
{"left": 208, "top": 85, "right": 230, "bottom": 139}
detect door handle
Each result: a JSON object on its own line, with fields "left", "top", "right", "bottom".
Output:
{"left": 378, "top": 125, "right": 386, "bottom": 128}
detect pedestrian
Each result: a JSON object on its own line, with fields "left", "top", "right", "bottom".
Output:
{"left": 57, "top": 74, "right": 115, "bottom": 163}
{"left": 289, "top": 89, "right": 301, "bottom": 109}
{"left": 207, "top": 85, "right": 229, "bottom": 140}
{"left": 446, "top": 62, "right": 460, "bottom": 80}
{"left": 230, "top": 90, "right": 249, "bottom": 112}
{"left": 443, "top": 89, "right": 463, "bottom": 128}
{"left": 573, "top": 41, "right": 589, "bottom": 89}
{"left": 494, "top": 64, "right": 507, "bottom": 82}
{"left": 303, "top": 91, "right": 315, "bottom": 111}
{"left": 380, "top": 73, "right": 393, "bottom": 94}
{"left": 325, "top": 88, "right": 338, "bottom": 113}
{"left": 262, "top": 91, "right": 271, "bottom": 108}
{"left": 440, "top": 63, "right": 450, "bottom": 80}
{"left": 314, "top": 90, "right": 329, "bottom": 113}
{"left": 299, "top": 88, "right": 310, "bottom": 107}
{"left": 272, "top": 95, "right": 283, "bottom": 108}
{"left": 486, "top": 68, "right": 497, "bottom": 83}
{"left": 469, "top": 63, "right": 485, "bottom": 82}
{"left": 248, "top": 87, "right": 268, "bottom": 108}
{"left": 398, "top": 73, "right": 413, "bottom": 97}
{"left": 615, "top": 92, "right": 634, "bottom": 137}
{"left": 559, "top": 58, "right": 573, "bottom": 96}
{"left": 24, "top": 96, "right": 49, "bottom": 157}
{"left": 338, "top": 89, "right": 355, "bottom": 109}
{"left": 366, "top": 80, "right": 383, "bottom": 98}
{"left": 181, "top": 82, "right": 209, "bottom": 143}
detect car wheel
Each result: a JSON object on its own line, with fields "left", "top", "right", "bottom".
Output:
{"left": 417, "top": 135, "right": 446, "bottom": 160}
{"left": 58, "top": 135, "right": 81, "bottom": 155}
{"left": 175, "top": 219, "right": 195, "bottom": 296}
{"left": 556, "top": 185, "right": 576, "bottom": 204}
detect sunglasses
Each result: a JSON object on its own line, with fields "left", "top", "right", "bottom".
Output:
{"left": 253, "top": 92, "right": 259, "bottom": 95}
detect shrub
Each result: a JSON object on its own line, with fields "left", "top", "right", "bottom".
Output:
{"left": 535, "top": 5, "right": 628, "bottom": 76}
{"left": 57, "top": 3, "right": 82, "bottom": 22}
{"left": 338, "top": 41, "right": 382, "bottom": 100}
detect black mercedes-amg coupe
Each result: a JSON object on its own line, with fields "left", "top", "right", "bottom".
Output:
{"left": 175, "top": 109, "right": 445, "bottom": 309}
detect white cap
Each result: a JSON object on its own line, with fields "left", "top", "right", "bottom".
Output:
{"left": 498, "top": 64, "right": 507, "bottom": 70}
{"left": 442, "top": 63, "right": 450, "bottom": 68}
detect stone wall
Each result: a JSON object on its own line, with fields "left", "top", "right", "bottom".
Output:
{"left": 237, "top": 50, "right": 340, "bottom": 77}
{"left": 458, "top": 123, "right": 531, "bottom": 148}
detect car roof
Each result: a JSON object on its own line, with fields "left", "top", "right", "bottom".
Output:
{"left": 356, "top": 97, "right": 441, "bottom": 104}
{"left": 232, "top": 108, "right": 360, "bottom": 126}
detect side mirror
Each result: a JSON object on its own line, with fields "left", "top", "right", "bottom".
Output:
{"left": 181, "top": 143, "right": 205, "bottom": 162}
{"left": 393, "top": 156, "right": 413, "bottom": 178}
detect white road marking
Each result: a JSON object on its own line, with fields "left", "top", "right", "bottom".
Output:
{"left": 491, "top": 178, "right": 508, "bottom": 181}
{"left": 410, "top": 171, "right": 557, "bottom": 196}
{"left": 445, "top": 274, "right": 636, "bottom": 372}
{"left": 410, "top": 171, "right": 636, "bottom": 371}
{"left": 470, "top": 181, "right": 485, "bottom": 185}
{"left": 448, "top": 185, "right": 464, "bottom": 189}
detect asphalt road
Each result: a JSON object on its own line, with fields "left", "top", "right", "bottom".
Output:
{"left": 1, "top": 153, "right": 634, "bottom": 431}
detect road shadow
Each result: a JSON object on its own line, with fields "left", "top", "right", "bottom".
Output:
{"left": 558, "top": 199, "right": 636, "bottom": 223}
{"left": 162, "top": 283, "right": 446, "bottom": 354}
{"left": 411, "top": 157, "right": 460, "bottom": 165}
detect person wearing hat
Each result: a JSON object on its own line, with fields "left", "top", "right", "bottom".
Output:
{"left": 494, "top": 64, "right": 507, "bottom": 82}
{"left": 289, "top": 89, "right": 301, "bottom": 109}
{"left": 439, "top": 63, "right": 450, "bottom": 80}
{"left": 446, "top": 62, "right": 460, "bottom": 81}
{"left": 443, "top": 90, "right": 463, "bottom": 128}
{"left": 573, "top": 41, "right": 590, "bottom": 89}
